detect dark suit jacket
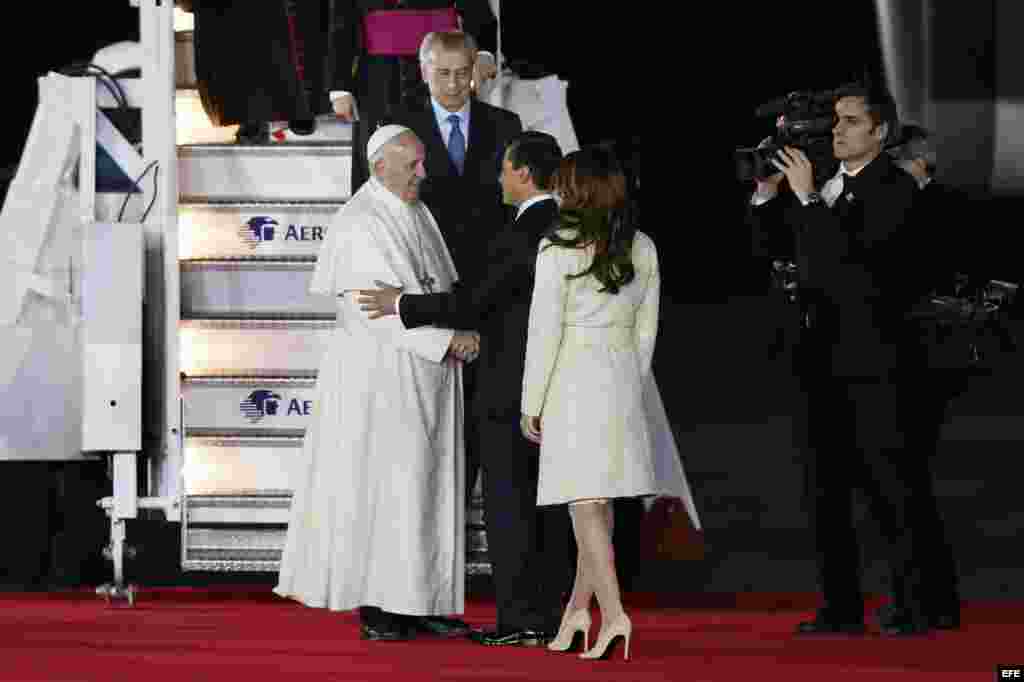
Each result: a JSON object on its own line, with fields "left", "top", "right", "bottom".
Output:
{"left": 750, "top": 154, "right": 925, "bottom": 378}
{"left": 334, "top": 1, "right": 500, "bottom": 192}
{"left": 917, "top": 180, "right": 983, "bottom": 290}
{"left": 398, "top": 199, "right": 560, "bottom": 419}
{"left": 392, "top": 98, "right": 522, "bottom": 285}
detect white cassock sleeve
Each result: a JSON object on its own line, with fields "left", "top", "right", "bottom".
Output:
{"left": 521, "top": 238, "right": 568, "bottom": 417}
{"left": 311, "top": 222, "right": 454, "bottom": 364}
{"left": 634, "top": 234, "right": 660, "bottom": 378}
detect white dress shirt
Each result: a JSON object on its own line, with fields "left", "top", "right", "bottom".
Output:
{"left": 515, "top": 193, "right": 554, "bottom": 220}
{"left": 808, "top": 158, "right": 873, "bottom": 207}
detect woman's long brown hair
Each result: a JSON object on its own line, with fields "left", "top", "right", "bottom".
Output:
{"left": 543, "top": 145, "right": 637, "bottom": 294}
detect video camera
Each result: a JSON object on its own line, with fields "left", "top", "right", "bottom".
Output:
{"left": 736, "top": 88, "right": 841, "bottom": 186}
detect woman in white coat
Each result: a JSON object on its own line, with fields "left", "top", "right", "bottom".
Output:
{"left": 521, "top": 147, "right": 686, "bottom": 661}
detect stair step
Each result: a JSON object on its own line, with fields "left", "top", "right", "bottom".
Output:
{"left": 179, "top": 141, "right": 352, "bottom": 203}
{"left": 180, "top": 319, "right": 333, "bottom": 375}
{"left": 186, "top": 493, "right": 293, "bottom": 525}
{"left": 187, "top": 527, "right": 287, "bottom": 550}
{"left": 181, "top": 495, "right": 489, "bottom": 573}
{"left": 178, "top": 260, "right": 332, "bottom": 319}
{"left": 184, "top": 430, "right": 484, "bottom": 515}
{"left": 175, "top": 86, "right": 354, "bottom": 147}
{"left": 117, "top": 76, "right": 350, "bottom": 148}
{"left": 183, "top": 376, "right": 316, "bottom": 437}
{"left": 182, "top": 544, "right": 491, "bottom": 574}
{"left": 184, "top": 433, "right": 303, "bottom": 496}
{"left": 181, "top": 260, "right": 335, "bottom": 318}
{"left": 181, "top": 558, "right": 283, "bottom": 572}
{"left": 179, "top": 200, "right": 341, "bottom": 259}
{"left": 175, "top": 89, "right": 234, "bottom": 146}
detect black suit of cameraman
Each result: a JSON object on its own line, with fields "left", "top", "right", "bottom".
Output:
{"left": 748, "top": 90, "right": 959, "bottom": 636}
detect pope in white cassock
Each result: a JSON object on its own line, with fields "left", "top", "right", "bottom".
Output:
{"left": 274, "top": 125, "right": 479, "bottom": 640}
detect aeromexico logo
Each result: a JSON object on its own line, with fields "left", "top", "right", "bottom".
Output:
{"left": 239, "top": 390, "right": 314, "bottom": 424}
{"left": 237, "top": 216, "right": 325, "bottom": 249}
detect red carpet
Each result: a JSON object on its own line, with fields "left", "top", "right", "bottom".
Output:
{"left": 0, "top": 590, "right": 1019, "bottom": 681}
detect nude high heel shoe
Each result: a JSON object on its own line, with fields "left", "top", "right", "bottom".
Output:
{"left": 547, "top": 608, "right": 592, "bottom": 652}
{"left": 580, "top": 614, "right": 631, "bottom": 661}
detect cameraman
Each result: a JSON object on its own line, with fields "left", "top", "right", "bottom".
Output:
{"left": 748, "top": 82, "right": 958, "bottom": 636}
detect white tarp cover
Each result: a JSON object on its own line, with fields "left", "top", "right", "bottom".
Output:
{"left": 0, "top": 74, "right": 89, "bottom": 460}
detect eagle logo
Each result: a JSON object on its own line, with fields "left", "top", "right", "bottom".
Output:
{"left": 238, "top": 216, "right": 279, "bottom": 249}
{"left": 239, "top": 390, "right": 282, "bottom": 424}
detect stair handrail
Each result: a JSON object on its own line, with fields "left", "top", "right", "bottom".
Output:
{"left": 132, "top": 0, "right": 182, "bottom": 513}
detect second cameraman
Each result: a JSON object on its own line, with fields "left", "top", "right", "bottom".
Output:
{"left": 748, "top": 82, "right": 959, "bottom": 636}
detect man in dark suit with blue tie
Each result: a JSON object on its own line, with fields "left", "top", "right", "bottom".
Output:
{"left": 751, "top": 82, "right": 958, "bottom": 636}
{"left": 355, "top": 131, "right": 571, "bottom": 646}
{"left": 334, "top": 1, "right": 499, "bottom": 193}
{"left": 390, "top": 30, "right": 522, "bottom": 513}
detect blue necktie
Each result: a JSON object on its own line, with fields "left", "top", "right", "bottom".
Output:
{"left": 447, "top": 113, "right": 465, "bottom": 175}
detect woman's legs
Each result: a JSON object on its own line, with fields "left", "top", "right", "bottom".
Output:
{"left": 566, "top": 522, "right": 594, "bottom": 613}
{"left": 570, "top": 499, "right": 625, "bottom": 628}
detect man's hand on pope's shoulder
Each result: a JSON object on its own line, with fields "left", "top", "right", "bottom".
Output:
{"left": 770, "top": 145, "right": 815, "bottom": 197}
{"left": 356, "top": 280, "right": 403, "bottom": 319}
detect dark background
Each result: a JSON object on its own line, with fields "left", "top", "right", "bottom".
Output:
{"left": 1, "top": 4, "right": 885, "bottom": 242}
{"left": 3, "top": 3, "right": 1022, "bottom": 602}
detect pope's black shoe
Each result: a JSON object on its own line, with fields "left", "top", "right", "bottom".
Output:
{"left": 359, "top": 607, "right": 415, "bottom": 641}
{"left": 469, "top": 628, "right": 552, "bottom": 647}
{"left": 795, "top": 610, "right": 867, "bottom": 636}
{"left": 410, "top": 616, "right": 472, "bottom": 638}
{"left": 359, "top": 622, "right": 414, "bottom": 641}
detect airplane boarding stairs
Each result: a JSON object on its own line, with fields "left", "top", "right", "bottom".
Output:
{"left": 172, "top": 31, "right": 491, "bottom": 581}
{"left": 0, "top": 0, "right": 490, "bottom": 607}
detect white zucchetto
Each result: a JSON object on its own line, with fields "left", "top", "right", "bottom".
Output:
{"left": 367, "top": 124, "right": 413, "bottom": 159}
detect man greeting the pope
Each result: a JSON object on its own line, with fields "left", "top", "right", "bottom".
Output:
{"left": 274, "top": 124, "right": 481, "bottom": 641}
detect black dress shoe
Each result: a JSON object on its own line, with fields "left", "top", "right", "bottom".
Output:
{"left": 879, "top": 616, "right": 930, "bottom": 636}
{"left": 289, "top": 119, "right": 315, "bottom": 136}
{"left": 359, "top": 622, "right": 415, "bottom": 641}
{"left": 929, "top": 611, "right": 960, "bottom": 630}
{"left": 469, "top": 628, "right": 550, "bottom": 647}
{"left": 410, "top": 616, "right": 471, "bottom": 638}
{"left": 236, "top": 121, "right": 268, "bottom": 144}
{"left": 877, "top": 607, "right": 931, "bottom": 637}
{"left": 877, "top": 603, "right": 958, "bottom": 631}
{"left": 795, "top": 612, "right": 866, "bottom": 635}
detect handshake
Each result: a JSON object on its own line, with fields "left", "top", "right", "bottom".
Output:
{"left": 447, "top": 331, "right": 481, "bottom": 364}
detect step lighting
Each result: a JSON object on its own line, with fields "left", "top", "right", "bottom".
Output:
{"left": 182, "top": 445, "right": 217, "bottom": 495}
{"left": 176, "top": 90, "right": 238, "bottom": 146}
{"left": 173, "top": 7, "right": 194, "bottom": 33}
